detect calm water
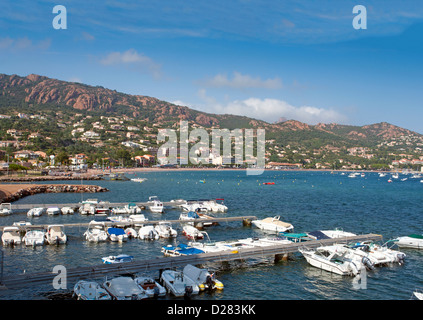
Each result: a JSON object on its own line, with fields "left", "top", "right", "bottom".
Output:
{"left": 1, "top": 170, "right": 423, "bottom": 300}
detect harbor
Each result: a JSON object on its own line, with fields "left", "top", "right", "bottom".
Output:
{"left": 0, "top": 170, "right": 422, "bottom": 300}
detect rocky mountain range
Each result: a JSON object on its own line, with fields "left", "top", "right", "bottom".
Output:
{"left": 0, "top": 73, "right": 422, "bottom": 153}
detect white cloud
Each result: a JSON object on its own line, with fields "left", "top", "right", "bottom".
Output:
{"left": 0, "top": 37, "right": 51, "bottom": 51}
{"left": 203, "top": 72, "right": 283, "bottom": 89}
{"left": 195, "top": 90, "right": 346, "bottom": 124}
{"left": 100, "top": 49, "right": 162, "bottom": 79}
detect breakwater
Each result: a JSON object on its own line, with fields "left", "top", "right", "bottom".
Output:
{"left": 0, "top": 184, "right": 109, "bottom": 203}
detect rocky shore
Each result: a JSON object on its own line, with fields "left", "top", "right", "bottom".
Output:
{"left": 0, "top": 184, "right": 109, "bottom": 203}
{"left": 0, "top": 175, "right": 103, "bottom": 182}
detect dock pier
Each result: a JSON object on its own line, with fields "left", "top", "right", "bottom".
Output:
{"left": 0, "top": 233, "right": 382, "bottom": 290}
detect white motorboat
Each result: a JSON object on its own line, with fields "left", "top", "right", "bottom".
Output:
{"left": 95, "top": 202, "right": 110, "bottom": 215}
{"left": 1, "top": 226, "right": 22, "bottom": 245}
{"left": 203, "top": 199, "right": 228, "bottom": 212}
{"left": 107, "top": 228, "right": 128, "bottom": 242}
{"left": 413, "top": 290, "right": 423, "bottom": 300}
{"left": 79, "top": 203, "right": 96, "bottom": 215}
{"left": 131, "top": 178, "right": 147, "bottom": 183}
{"left": 46, "top": 225, "right": 67, "bottom": 245}
{"left": 138, "top": 225, "right": 160, "bottom": 240}
{"left": 102, "top": 254, "right": 134, "bottom": 264}
{"left": 179, "top": 210, "right": 200, "bottom": 226}
{"left": 103, "top": 277, "right": 148, "bottom": 300}
{"left": 154, "top": 221, "right": 177, "bottom": 238}
{"left": 320, "top": 229, "right": 357, "bottom": 239}
{"left": 73, "top": 280, "right": 111, "bottom": 300}
{"left": 183, "top": 264, "right": 224, "bottom": 291}
{"left": 299, "top": 245, "right": 364, "bottom": 276}
{"left": 13, "top": 221, "right": 32, "bottom": 227}
{"left": 27, "top": 207, "right": 44, "bottom": 217}
{"left": 0, "top": 203, "right": 12, "bottom": 215}
{"left": 111, "top": 206, "right": 128, "bottom": 214}
{"left": 125, "top": 227, "right": 137, "bottom": 239}
{"left": 125, "top": 203, "right": 142, "bottom": 214}
{"left": 129, "top": 214, "right": 148, "bottom": 226}
{"left": 134, "top": 275, "right": 166, "bottom": 297}
{"left": 61, "top": 206, "right": 74, "bottom": 215}
{"left": 23, "top": 229, "right": 46, "bottom": 246}
{"left": 343, "top": 242, "right": 395, "bottom": 266}
{"left": 148, "top": 196, "right": 164, "bottom": 213}
{"left": 47, "top": 207, "right": 61, "bottom": 215}
{"left": 83, "top": 221, "right": 108, "bottom": 242}
{"left": 181, "top": 201, "right": 209, "bottom": 213}
{"left": 395, "top": 234, "right": 423, "bottom": 249}
{"left": 107, "top": 215, "right": 131, "bottom": 224}
{"left": 182, "top": 225, "right": 204, "bottom": 240}
{"left": 251, "top": 216, "right": 294, "bottom": 233}
{"left": 160, "top": 269, "right": 200, "bottom": 297}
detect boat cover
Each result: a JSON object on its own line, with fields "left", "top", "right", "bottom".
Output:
{"left": 183, "top": 264, "right": 209, "bottom": 283}
{"left": 163, "top": 244, "right": 204, "bottom": 255}
{"left": 408, "top": 234, "right": 423, "bottom": 239}
{"left": 107, "top": 228, "right": 126, "bottom": 235}
{"left": 308, "top": 230, "right": 330, "bottom": 240}
{"left": 187, "top": 211, "right": 200, "bottom": 219}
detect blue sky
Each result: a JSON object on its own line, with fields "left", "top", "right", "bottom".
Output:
{"left": 1, "top": 0, "right": 423, "bottom": 133}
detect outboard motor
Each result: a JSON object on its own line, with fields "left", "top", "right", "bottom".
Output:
{"left": 184, "top": 285, "right": 193, "bottom": 300}
{"left": 397, "top": 253, "right": 406, "bottom": 265}
{"left": 361, "top": 256, "right": 375, "bottom": 270}
{"left": 148, "top": 230, "right": 154, "bottom": 240}
{"left": 206, "top": 275, "right": 214, "bottom": 290}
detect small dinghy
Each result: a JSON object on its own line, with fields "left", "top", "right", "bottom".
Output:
{"left": 183, "top": 264, "right": 224, "bottom": 291}
{"left": 84, "top": 221, "right": 108, "bottom": 242}
{"left": 102, "top": 254, "right": 134, "bottom": 264}
{"left": 23, "top": 229, "right": 46, "bottom": 246}
{"left": 183, "top": 225, "right": 204, "bottom": 240}
{"left": 1, "top": 227, "right": 22, "bottom": 246}
{"left": 103, "top": 277, "right": 148, "bottom": 300}
{"left": 73, "top": 280, "right": 111, "bottom": 300}
{"left": 138, "top": 225, "right": 160, "bottom": 240}
{"left": 160, "top": 269, "right": 200, "bottom": 298}
{"left": 107, "top": 228, "right": 128, "bottom": 242}
{"left": 134, "top": 275, "right": 166, "bottom": 297}
{"left": 46, "top": 225, "right": 67, "bottom": 245}
{"left": 27, "top": 207, "right": 44, "bottom": 217}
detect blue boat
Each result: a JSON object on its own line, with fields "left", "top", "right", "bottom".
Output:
{"left": 161, "top": 243, "right": 205, "bottom": 257}
{"left": 102, "top": 254, "right": 134, "bottom": 264}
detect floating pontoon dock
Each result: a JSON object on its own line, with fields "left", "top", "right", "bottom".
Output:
{"left": 0, "top": 233, "right": 382, "bottom": 290}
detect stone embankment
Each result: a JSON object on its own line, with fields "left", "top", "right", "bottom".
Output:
{"left": 0, "top": 184, "right": 108, "bottom": 203}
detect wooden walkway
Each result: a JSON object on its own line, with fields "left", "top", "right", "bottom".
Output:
{"left": 0, "top": 233, "right": 383, "bottom": 290}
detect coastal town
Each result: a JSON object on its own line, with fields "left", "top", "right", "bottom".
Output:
{"left": 1, "top": 110, "right": 423, "bottom": 175}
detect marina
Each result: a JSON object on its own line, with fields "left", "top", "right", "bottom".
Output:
{"left": 0, "top": 170, "right": 423, "bottom": 300}
{"left": 0, "top": 233, "right": 382, "bottom": 290}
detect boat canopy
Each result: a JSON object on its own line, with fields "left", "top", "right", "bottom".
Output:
{"left": 308, "top": 230, "right": 330, "bottom": 240}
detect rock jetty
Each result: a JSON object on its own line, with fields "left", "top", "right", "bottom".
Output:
{"left": 0, "top": 184, "right": 109, "bottom": 203}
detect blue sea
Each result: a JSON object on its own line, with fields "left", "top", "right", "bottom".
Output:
{"left": 1, "top": 170, "right": 423, "bottom": 300}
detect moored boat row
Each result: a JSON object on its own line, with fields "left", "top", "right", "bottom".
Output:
{"left": 72, "top": 263, "right": 222, "bottom": 300}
